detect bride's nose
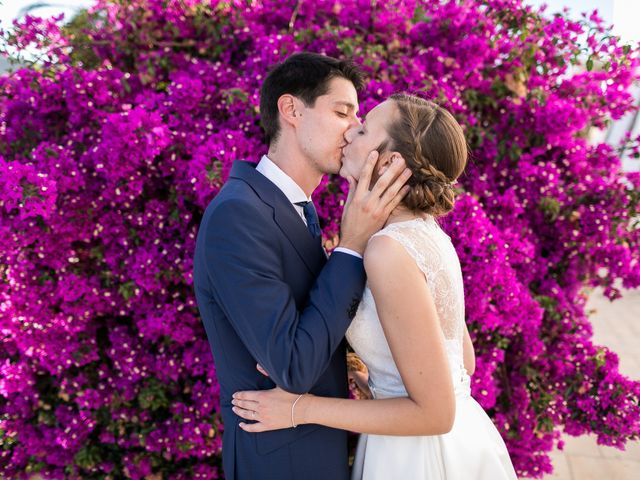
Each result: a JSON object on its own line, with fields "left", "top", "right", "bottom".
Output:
{"left": 344, "top": 126, "right": 358, "bottom": 143}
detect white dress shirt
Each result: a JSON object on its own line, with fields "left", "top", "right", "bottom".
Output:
{"left": 255, "top": 155, "right": 362, "bottom": 259}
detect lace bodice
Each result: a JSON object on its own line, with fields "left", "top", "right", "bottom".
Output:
{"left": 345, "top": 216, "right": 468, "bottom": 399}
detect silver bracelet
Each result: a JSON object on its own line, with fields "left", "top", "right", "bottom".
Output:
{"left": 291, "top": 394, "right": 305, "bottom": 428}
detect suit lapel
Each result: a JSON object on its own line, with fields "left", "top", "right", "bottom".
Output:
{"left": 273, "top": 205, "right": 326, "bottom": 275}
{"left": 229, "top": 161, "right": 326, "bottom": 276}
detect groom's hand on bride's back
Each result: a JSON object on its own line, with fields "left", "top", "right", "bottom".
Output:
{"left": 339, "top": 151, "right": 411, "bottom": 255}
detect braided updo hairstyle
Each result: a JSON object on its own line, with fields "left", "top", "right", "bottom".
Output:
{"left": 386, "top": 94, "right": 468, "bottom": 216}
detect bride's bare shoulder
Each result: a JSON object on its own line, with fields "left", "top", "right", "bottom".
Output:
{"left": 363, "top": 234, "right": 420, "bottom": 279}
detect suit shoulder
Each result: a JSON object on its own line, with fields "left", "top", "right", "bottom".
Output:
{"left": 208, "top": 177, "right": 257, "bottom": 206}
{"left": 201, "top": 188, "right": 273, "bottom": 240}
{"left": 205, "top": 180, "right": 268, "bottom": 218}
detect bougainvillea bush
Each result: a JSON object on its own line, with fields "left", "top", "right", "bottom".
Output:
{"left": 1, "top": 0, "right": 639, "bottom": 478}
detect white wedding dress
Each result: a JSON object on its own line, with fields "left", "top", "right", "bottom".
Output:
{"left": 346, "top": 217, "right": 518, "bottom": 480}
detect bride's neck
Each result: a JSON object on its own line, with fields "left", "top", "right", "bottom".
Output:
{"left": 384, "top": 205, "right": 429, "bottom": 227}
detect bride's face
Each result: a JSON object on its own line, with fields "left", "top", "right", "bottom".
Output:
{"left": 340, "top": 100, "right": 397, "bottom": 181}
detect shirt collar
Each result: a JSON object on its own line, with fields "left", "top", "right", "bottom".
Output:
{"left": 256, "top": 155, "right": 310, "bottom": 205}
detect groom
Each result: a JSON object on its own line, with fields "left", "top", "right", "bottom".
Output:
{"left": 193, "top": 52, "right": 410, "bottom": 480}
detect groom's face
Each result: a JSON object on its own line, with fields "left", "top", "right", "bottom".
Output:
{"left": 296, "top": 77, "right": 360, "bottom": 175}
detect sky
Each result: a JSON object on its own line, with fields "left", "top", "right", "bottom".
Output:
{"left": 0, "top": 1, "right": 94, "bottom": 29}
{"left": 524, "top": 0, "right": 639, "bottom": 43}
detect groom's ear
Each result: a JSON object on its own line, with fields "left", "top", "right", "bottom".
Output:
{"left": 277, "top": 94, "right": 303, "bottom": 127}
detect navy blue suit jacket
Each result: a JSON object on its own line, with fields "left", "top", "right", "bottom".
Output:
{"left": 193, "top": 161, "right": 366, "bottom": 480}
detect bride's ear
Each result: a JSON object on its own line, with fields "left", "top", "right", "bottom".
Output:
{"left": 377, "top": 151, "right": 405, "bottom": 175}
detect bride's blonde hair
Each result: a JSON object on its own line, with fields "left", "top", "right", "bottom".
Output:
{"left": 384, "top": 94, "right": 468, "bottom": 216}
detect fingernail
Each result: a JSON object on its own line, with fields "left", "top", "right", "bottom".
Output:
{"left": 239, "top": 422, "right": 245, "bottom": 428}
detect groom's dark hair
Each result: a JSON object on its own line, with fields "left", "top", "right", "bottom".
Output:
{"left": 260, "top": 52, "right": 365, "bottom": 146}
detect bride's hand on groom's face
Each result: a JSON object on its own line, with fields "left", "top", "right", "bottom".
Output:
{"left": 338, "top": 151, "right": 411, "bottom": 255}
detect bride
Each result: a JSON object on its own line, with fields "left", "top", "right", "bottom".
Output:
{"left": 231, "top": 93, "right": 518, "bottom": 480}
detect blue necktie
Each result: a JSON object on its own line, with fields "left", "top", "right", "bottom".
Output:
{"left": 295, "top": 201, "right": 321, "bottom": 239}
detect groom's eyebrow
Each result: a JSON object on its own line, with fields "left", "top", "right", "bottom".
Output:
{"left": 333, "top": 101, "right": 358, "bottom": 113}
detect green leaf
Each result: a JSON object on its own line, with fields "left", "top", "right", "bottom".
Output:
{"left": 118, "top": 281, "right": 136, "bottom": 300}
{"left": 89, "top": 246, "right": 104, "bottom": 261}
{"left": 412, "top": 4, "right": 430, "bottom": 23}
{"left": 21, "top": 180, "right": 42, "bottom": 200}
{"left": 138, "top": 378, "right": 170, "bottom": 411}
{"left": 595, "top": 347, "right": 607, "bottom": 368}
{"left": 221, "top": 88, "right": 248, "bottom": 104}
{"left": 121, "top": 75, "right": 131, "bottom": 94}
{"left": 74, "top": 444, "right": 103, "bottom": 470}
{"left": 538, "top": 197, "right": 561, "bottom": 222}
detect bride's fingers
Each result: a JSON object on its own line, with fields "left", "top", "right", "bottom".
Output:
{"left": 355, "top": 151, "right": 378, "bottom": 197}
{"left": 239, "top": 421, "right": 266, "bottom": 433}
{"left": 231, "top": 398, "right": 258, "bottom": 410}
{"left": 342, "top": 176, "right": 355, "bottom": 211}
{"left": 233, "top": 391, "right": 260, "bottom": 401}
{"left": 232, "top": 405, "right": 255, "bottom": 420}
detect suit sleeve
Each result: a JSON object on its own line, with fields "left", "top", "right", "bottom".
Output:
{"left": 204, "top": 199, "right": 366, "bottom": 394}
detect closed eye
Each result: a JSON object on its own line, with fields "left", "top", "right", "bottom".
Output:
{"left": 336, "top": 112, "right": 348, "bottom": 118}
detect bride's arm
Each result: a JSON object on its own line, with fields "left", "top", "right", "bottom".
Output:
{"left": 463, "top": 323, "right": 476, "bottom": 376}
{"left": 234, "top": 234, "right": 456, "bottom": 436}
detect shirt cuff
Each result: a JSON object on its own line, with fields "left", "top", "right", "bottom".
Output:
{"left": 333, "top": 247, "right": 363, "bottom": 259}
